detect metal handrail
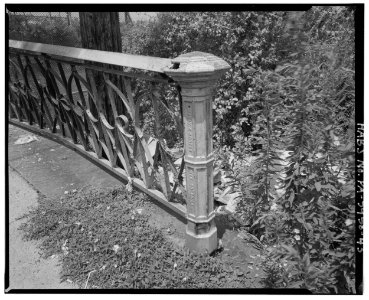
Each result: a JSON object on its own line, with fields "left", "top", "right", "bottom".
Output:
{"left": 9, "top": 39, "right": 172, "bottom": 73}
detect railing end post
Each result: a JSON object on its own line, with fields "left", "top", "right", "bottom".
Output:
{"left": 164, "top": 52, "right": 230, "bottom": 254}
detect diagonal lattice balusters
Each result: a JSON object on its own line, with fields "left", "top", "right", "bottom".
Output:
{"left": 103, "top": 74, "right": 155, "bottom": 187}
{"left": 31, "top": 56, "right": 59, "bottom": 131}
{"left": 8, "top": 51, "right": 187, "bottom": 205}
{"left": 36, "top": 56, "right": 67, "bottom": 136}
{"left": 49, "top": 61, "right": 90, "bottom": 150}
{"left": 24, "top": 56, "right": 52, "bottom": 130}
{"left": 8, "top": 56, "right": 31, "bottom": 123}
{"left": 9, "top": 52, "right": 92, "bottom": 152}
{"left": 36, "top": 56, "right": 87, "bottom": 151}
{"left": 69, "top": 66, "right": 102, "bottom": 156}
{"left": 46, "top": 58, "right": 75, "bottom": 140}
{"left": 9, "top": 55, "right": 40, "bottom": 126}
{"left": 87, "top": 70, "right": 121, "bottom": 168}
{"left": 104, "top": 74, "right": 133, "bottom": 177}
{"left": 149, "top": 84, "right": 186, "bottom": 202}
{"left": 17, "top": 55, "right": 41, "bottom": 126}
{"left": 8, "top": 57, "right": 25, "bottom": 122}
{"left": 102, "top": 74, "right": 186, "bottom": 203}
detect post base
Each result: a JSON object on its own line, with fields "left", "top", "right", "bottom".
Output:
{"left": 185, "top": 225, "right": 218, "bottom": 254}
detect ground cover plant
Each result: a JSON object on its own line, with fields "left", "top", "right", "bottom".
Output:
{"left": 19, "top": 187, "right": 250, "bottom": 289}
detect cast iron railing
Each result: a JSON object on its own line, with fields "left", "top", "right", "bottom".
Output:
{"left": 8, "top": 40, "right": 230, "bottom": 253}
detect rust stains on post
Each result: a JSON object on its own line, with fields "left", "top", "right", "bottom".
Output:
{"left": 164, "top": 52, "right": 230, "bottom": 254}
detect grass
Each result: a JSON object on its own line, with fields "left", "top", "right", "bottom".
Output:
{"left": 19, "top": 186, "right": 249, "bottom": 289}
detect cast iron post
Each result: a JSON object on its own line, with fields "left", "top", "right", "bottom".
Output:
{"left": 164, "top": 52, "right": 230, "bottom": 253}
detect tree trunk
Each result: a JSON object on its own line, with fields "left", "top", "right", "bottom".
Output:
{"left": 79, "top": 12, "right": 122, "bottom": 52}
{"left": 79, "top": 12, "right": 124, "bottom": 124}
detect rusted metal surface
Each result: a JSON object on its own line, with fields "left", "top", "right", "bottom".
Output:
{"left": 9, "top": 40, "right": 172, "bottom": 73}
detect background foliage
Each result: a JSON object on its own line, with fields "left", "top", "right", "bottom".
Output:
{"left": 8, "top": 13, "right": 81, "bottom": 47}
{"left": 120, "top": 7, "right": 356, "bottom": 293}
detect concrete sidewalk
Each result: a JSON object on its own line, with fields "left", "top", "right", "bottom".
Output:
{"left": 7, "top": 124, "right": 265, "bottom": 290}
{"left": 8, "top": 125, "right": 123, "bottom": 198}
{"left": 8, "top": 124, "right": 125, "bottom": 290}
{"left": 8, "top": 168, "right": 76, "bottom": 290}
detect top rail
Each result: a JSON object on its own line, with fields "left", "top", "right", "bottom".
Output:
{"left": 9, "top": 40, "right": 173, "bottom": 73}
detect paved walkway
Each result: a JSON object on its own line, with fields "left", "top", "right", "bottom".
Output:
{"left": 8, "top": 168, "right": 76, "bottom": 290}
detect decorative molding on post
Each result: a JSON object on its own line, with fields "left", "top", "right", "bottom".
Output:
{"left": 164, "top": 52, "right": 230, "bottom": 253}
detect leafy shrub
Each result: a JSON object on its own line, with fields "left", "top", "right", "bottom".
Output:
{"left": 122, "top": 12, "right": 288, "bottom": 147}
{"left": 236, "top": 8, "right": 355, "bottom": 293}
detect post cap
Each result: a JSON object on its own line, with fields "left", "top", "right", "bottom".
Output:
{"left": 164, "top": 51, "right": 230, "bottom": 82}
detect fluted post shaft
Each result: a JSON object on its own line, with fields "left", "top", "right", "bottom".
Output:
{"left": 165, "top": 52, "right": 230, "bottom": 253}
